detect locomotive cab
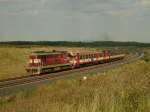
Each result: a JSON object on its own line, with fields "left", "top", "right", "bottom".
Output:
{"left": 26, "top": 53, "right": 42, "bottom": 75}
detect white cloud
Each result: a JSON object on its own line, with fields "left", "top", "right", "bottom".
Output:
{"left": 0, "top": 0, "right": 25, "bottom": 3}
{"left": 30, "top": 10, "right": 40, "bottom": 15}
{"left": 0, "top": 0, "right": 149, "bottom": 17}
{"left": 138, "top": 0, "right": 150, "bottom": 7}
{"left": 107, "top": 9, "right": 135, "bottom": 16}
{"left": 0, "top": 0, "right": 12, "bottom": 2}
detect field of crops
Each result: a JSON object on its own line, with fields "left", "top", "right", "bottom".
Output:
{"left": 0, "top": 47, "right": 149, "bottom": 112}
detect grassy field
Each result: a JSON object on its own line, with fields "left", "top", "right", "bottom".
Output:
{"left": 0, "top": 45, "right": 97, "bottom": 80}
{"left": 0, "top": 47, "right": 149, "bottom": 112}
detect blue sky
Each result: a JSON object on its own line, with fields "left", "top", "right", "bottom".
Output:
{"left": 0, "top": 0, "right": 150, "bottom": 42}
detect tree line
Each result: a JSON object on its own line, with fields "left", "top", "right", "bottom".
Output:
{"left": 0, "top": 41, "right": 150, "bottom": 47}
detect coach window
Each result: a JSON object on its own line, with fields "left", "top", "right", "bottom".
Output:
{"left": 99, "top": 54, "right": 102, "bottom": 57}
{"left": 91, "top": 54, "right": 93, "bottom": 58}
{"left": 89, "top": 55, "right": 91, "bottom": 58}
{"left": 82, "top": 55, "right": 84, "bottom": 59}
{"left": 83, "top": 55, "right": 85, "bottom": 59}
{"left": 86, "top": 55, "right": 88, "bottom": 59}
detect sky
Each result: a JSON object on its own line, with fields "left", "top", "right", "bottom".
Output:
{"left": 0, "top": 0, "right": 150, "bottom": 42}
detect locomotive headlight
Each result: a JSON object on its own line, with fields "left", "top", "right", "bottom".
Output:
{"left": 34, "top": 59, "right": 41, "bottom": 63}
{"left": 29, "top": 59, "right": 33, "bottom": 63}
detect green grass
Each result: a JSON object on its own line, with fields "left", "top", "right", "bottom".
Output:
{"left": 143, "top": 49, "right": 150, "bottom": 62}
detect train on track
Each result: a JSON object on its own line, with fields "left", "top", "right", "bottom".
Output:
{"left": 26, "top": 50, "right": 126, "bottom": 75}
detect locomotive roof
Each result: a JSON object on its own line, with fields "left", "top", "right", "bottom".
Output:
{"left": 31, "top": 51, "right": 67, "bottom": 56}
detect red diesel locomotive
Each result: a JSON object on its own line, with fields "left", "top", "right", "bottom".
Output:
{"left": 26, "top": 50, "right": 125, "bottom": 75}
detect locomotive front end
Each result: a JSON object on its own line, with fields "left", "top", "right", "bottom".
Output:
{"left": 26, "top": 53, "right": 42, "bottom": 75}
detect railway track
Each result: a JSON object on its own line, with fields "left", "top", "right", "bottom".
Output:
{"left": 0, "top": 52, "right": 144, "bottom": 91}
